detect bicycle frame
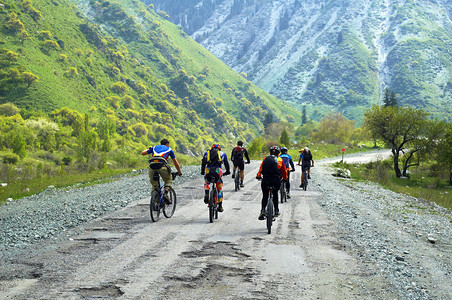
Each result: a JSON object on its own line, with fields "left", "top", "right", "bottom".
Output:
{"left": 208, "top": 181, "right": 219, "bottom": 223}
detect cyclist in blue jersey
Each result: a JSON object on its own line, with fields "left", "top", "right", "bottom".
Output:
{"left": 298, "top": 147, "right": 314, "bottom": 188}
{"left": 141, "top": 139, "right": 182, "bottom": 202}
{"left": 279, "top": 147, "right": 295, "bottom": 198}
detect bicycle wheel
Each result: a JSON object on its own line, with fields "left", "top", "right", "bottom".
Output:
{"left": 234, "top": 170, "right": 240, "bottom": 191}
{"left": 150, "top": 190, "right": 161, "bottom": 222}
{"left": 303, "top": 178, "right": 307, "bottom": 191}
{"left": 209, "top": 187, "right": 215, "bottom": 223}
{"left": 266, "top": 193, "right": 273, "bottom": 234}
{"left": 214, "top": 189, "right": 219, "bottom": 219}
{"left": 280, "top": 182, "right": 286, "bottom": 203}
{"left": 163, "top": 188, "right": 177, "bottom": 218}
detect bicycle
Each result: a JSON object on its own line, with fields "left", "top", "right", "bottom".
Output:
{"left": 302, "top": 168, "right": 308, "bottom": 191}
{"left": 280, "top": 179, "right": 287, "bottom": 203}
{"left": 207, "top": 178, "right": 219, "bottom": 223}
{"left": 150, "top": 172, "right": 178, "bottom": 222}
{"left": 233, "top": 168, "right": 240, "bottom": 191}
{"left": 266, "top": 186, "right": 275, "bottom": 234}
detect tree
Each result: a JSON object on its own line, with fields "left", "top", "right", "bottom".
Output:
{"left": 301, "top": 105, "right": 307, "bottom": 125}
{"left": 263, "top": 112, "right": 273, "bottom": 128}
{"left": 311, "top": 113, "right": 355, "bottom": 144}
{"left": 364, "top": 105, "right": 428, "bottom": 177}
{"left": 383, "top": 88, "right": 398, "bottom": 107}
{"left": 12, "top": 132, "right": 26, "bottom": 158}
{"left": 279, "top": 128, "right": 290, "bottom": 147}
{"left": 21, "top": 71, "right": 39, "bottom": 88}
{"left": 0, "top": 103, "right": 20, "bottom": 116}
{"left": 434, "top": 122, "right": 452, "bottom": 184}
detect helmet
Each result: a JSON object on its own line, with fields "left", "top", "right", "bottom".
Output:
{"left": 211, "top": 144, "right": 221, "bottom": 150}
{"left": 304, "top": 147, "right": 310, "bottom": 152}
{"left": 269, "top": 146, "right": 280, "bottom": 155}
{"left": 281, "top": 147, "right": 288, "bottom": 152}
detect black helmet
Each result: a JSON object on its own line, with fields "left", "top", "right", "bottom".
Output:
{"left": 281, "top": 147, "right": 288, "bottom": 153}
{"left": 270, "top": 146, "right": 280, "bottom": 155}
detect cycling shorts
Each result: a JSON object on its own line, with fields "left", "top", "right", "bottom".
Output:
{"left": 301, "top": 164, "right": 310, "bottom": 172}
{"left": 233, "top": 161, "right": 245, "bottom": 171}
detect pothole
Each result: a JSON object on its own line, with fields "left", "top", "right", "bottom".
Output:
{"left": 180, "top": 241, "right": 250, "bottom": 258}
{"left": 76, "top": 284, "right": 124, "bottom": 298}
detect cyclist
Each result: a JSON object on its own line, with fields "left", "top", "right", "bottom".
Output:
{"left": 298, "top": 147, "right": 314, "bottom": 188}
{"left": 141, "top": 138, "right": 182, "bottom": 203}
{"left": 230, "top": 140, "right": 250, "bottom": 188}
{"left": 256, "top": 146, "right": 287, "bottom": 220}
{"left": 201, "top": 144, "right": 231, "bottom": 212}
{"left": 279, "top": 147, "right": 295, "bottom": 198}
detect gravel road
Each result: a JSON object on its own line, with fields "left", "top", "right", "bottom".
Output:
{"left": 0, "top": 151, "right": 451, "bottom": 299}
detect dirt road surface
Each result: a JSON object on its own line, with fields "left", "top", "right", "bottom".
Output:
{"left": 1, "top": 151, "right": 451, "bottom": 299}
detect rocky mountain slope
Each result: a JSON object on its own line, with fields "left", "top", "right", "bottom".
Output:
{"left": 149, "top": 0, "right": 452, "bottom": 121}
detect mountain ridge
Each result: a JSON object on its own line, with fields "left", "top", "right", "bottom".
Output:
{"left": 149, "top": 0, "right": 452, "bottom": 122}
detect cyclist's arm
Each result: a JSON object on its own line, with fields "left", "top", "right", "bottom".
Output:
{"left": 141, "top": 147, "right": 151, "bottom": 155}
{"left": 244, "top": 149, "right": 250, "bottom": 163}
{"left": 290, "top": 159, "right": 295, "bottom": 171}
{"left": 256, "top": 160, "right": 264, "bottom": 178}
{"left": 172, "top": 157, "right": 182, "bottom": 175}
{"left": 201, "top": 153, "right": 207, "bottom": 174}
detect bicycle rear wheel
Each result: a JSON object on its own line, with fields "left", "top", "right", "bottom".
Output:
{"left": 150, "top": 190, "right": 161, "bottom": 222}
{"left": 280, "top": 182, "right": 286, "bottom": 203}
{"left": 209, "top": 188, "right": 215, "bottom": 223}
{"left": 234, "top": 170, "right": 240, "bottom": 191}
{"left": 163, "top": 188, "right": 177, "bottom": 218}
{"left": 266, "top": 193, "right": 273, "bottom": 234}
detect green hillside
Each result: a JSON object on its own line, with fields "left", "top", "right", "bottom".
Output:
{"left": 0, "top": 0, "right": 301, "bottom": 152}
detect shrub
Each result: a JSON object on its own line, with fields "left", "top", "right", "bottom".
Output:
{"left": 43, "top": 40, "right": 61, "bottom": 51}
{"left": 2, "top": 153, "right": 19, "bottom": 164}
{"left": 38, "top": 31, "right": 52, "bottom": 40}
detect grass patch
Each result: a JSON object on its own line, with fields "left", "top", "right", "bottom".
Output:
{"left": 333, "top": 160, "right": 452, "bottom": 210}
{"left": 0, "top": 168, "right": 134, "bottom": 204}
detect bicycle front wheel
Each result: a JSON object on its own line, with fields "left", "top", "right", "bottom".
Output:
{"left": 150, "top": 190, "right": 161, "bottom": 222}
{"left": 280, "top": 184, "right": 286, "bottom": 203}
{"left": 209, "top": 188, "right": 215, "bottom": 223}
{"left": 163, "top": 188, "right": 177, "bottom": 218}
{"left": 266, "top": 194, "right": 273, "bottom": 234}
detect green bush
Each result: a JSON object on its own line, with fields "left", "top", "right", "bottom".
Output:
{"left": 2, "top": 153, "right": 19, "bottom": 164}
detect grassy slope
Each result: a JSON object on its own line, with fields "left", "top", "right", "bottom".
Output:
{"left": 0, "top": 0, "right": 301, "bottom": 146}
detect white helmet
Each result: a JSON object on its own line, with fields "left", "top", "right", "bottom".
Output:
{"left": 304, "top": 147, "right": 310, "bottom": 152}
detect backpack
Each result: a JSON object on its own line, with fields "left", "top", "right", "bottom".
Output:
{"left": 148, "top": 147, "right": 170, "bottom": 170}
{"left": 302, "top": 151, "right": 312, "bottom": 164}
{"left": 232, "top": 146, "right": 245, "bottom": 162}
{"left": 206, "top": 148, "right": 222, "bottom": 167}
{"left": 262, "top": 155, "right": 281, "bottom": 177}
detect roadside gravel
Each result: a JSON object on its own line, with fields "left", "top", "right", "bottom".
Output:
{"left": 314, "top": 156, "right": 452, "bottom": 299}
{"left": 0, "top": 166, "right": 200, "bottom": 260}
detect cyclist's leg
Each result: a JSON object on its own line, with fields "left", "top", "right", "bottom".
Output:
{"left": 239, "top": 161, "right": 245, "bottom": 185}
{"left": 286, "top": 171, "right": 291, "bottom": 192}
{"left": 159, "top": 165, "right": 172, "bottom": 191}
{"left": 149, "top": 168, "right": 159, "bottom": 191}
{"left": 273, "top": 186, "right": 279, "bottom": 213}
{"left": 232, "top": 163, "right": 237, "bottom": 178}
{"left": 261, "top": 181, "right": 269, "bottom": 211}
{"left": 203, "top": 174, "right": 210, "bottom": 203}
{"left": 300, "top": 165, "right": 306, "bottom": 186}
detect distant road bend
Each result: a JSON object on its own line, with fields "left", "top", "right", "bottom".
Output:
{"left": 1, "top": 150, "right": 451, "bottom": 299}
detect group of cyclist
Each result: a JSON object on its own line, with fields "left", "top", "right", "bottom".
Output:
{"left": 142, "top": 139, "right": 314, "bottom": 220}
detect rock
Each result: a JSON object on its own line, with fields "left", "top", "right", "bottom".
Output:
{"left": 332, "top": 168, "right": 351, "bottom": 178}
{"left": 1, "top": 183, "right": 7, "bottom": 187}
{"left": 395, "top": 256, "right": 405, "bottom": 261}
{"left": 427, "top": 236, "right": 436, "bottom": 244}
